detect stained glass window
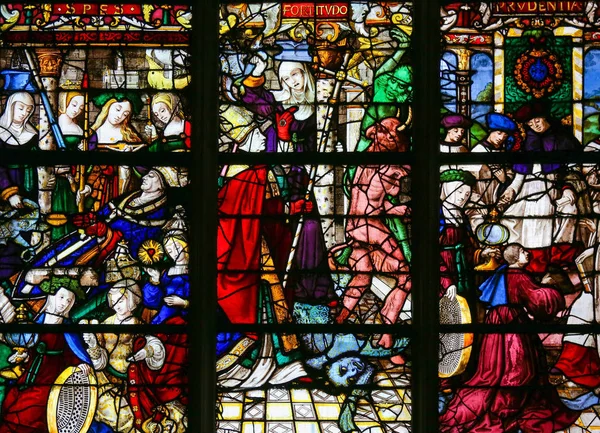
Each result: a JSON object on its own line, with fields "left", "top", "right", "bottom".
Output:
{"left": 0, "top": 4, "right": 192, "bottom": 432}
{"left": 217, "top": 2, "right": 414, "bottom": 432}
{"left": 439, "top": 2, "right": 600, "bottom": 431}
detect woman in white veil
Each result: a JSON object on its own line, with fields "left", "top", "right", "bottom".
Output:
{"left": 231, "top": 52, "right": 336, "bottom": 306}
{"left": 0, "top": 92, "right": 36, "bottom": 147}
{"left": 439, "top": 170, "right": 498, "bottom": 301}
{"left": 272, "top": 61, "right": 315, "bottom": 123}
{"left": 0, "top": 92, "right": 38, "bottom": 209}
{"left": 236, "top": 54, "right": 317, "bottom": 153}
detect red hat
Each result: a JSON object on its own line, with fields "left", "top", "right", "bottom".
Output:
{"left": 441, "top": 114, "right": 472, "bottom": 129}
{"left": 513, "top": 102, "right": 548, "bottom": 123}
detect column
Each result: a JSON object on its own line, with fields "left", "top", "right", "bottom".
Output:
{"left": 454, "top": 48, "right": 473, "bottom": 117}
{"left": 35, "top": 48, "right": 63, "bottom": 215}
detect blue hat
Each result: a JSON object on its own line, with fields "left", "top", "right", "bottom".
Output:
{"left": 273, "top": 41, "right": 313, "bottom": 62}
{"left": 486, "top": 113, "right": 517, "bottom": 134}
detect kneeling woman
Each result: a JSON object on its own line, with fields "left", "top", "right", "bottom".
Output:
{"left": 0, "top": 276, "right": 95, "bottom": 433}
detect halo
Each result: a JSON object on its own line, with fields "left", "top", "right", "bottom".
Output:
{"left": 138, "top": 239, "right": 165, "bottom": 265}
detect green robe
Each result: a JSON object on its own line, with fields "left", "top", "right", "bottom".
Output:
{"left": 51, "top": 135, "right": 80, "bottom": 240}
{"left": 148, "top": 134, "right": 189, "bottom": 152}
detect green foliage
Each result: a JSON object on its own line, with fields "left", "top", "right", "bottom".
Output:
{"left": 584, "top": 113, "right": 600, "bottom": 146}
{"left": 475, "top": 82, "right": 493, "bottom": 102}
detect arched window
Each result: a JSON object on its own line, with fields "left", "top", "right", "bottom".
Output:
{"left": 441, "top": 51, "right": 458, "bottom": 113}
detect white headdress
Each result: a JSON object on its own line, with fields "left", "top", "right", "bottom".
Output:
{"left": 273, "top": 61, "right": 315, "bottom": 121}
{"left": 0, "top": 92, "right": 36, "bottom": 145}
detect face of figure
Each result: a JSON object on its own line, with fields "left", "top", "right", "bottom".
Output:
{"left": 52, "top": 288, "right": 75, "bottom": 315}
{"left": 527, "top": 117, "right": 550, "bottom": 134}
{"left": 107, "top": 101, "right": 132, "bottom": 126}
{"left": 488, "top": 130, "right": 508, "bottom": 148}
{"left": 66, "top": 96, "right": 85, "bottom": 120}
{"left": 238, "top": 128, "right": 266, "bottom": 152}
{"left": 446, "top": 127, "right": 465, "bottom": 143}
{"left": 141, "top": 171, "right": 163, "bottom": 193}
{"left": 374, "top": 123, "right": 402, "bottom": 151}
{"left": 165, "top": 238, "right": 186, "bottom": 262}
{"left": 177, "top": 168, "right": 189, "bottom": 187}
{"left": 446, "top": 184, "right": 472, "bottom": 208}
{"left": 381, "top": 166, "right": 406, "bottom": 196}
{"left": 153, "top": 101, "right": 172, "bottom": 124}
{"left": 12, "top": 101, "right": 33, "bottom": 125}
{"left": 326, "top": 356, "right": 370, "bottom": 388}
{"left": 517, "top": 247, "right": 531, "bottom": 267}
{"left": 282, "top": 68, "right": 305, "bottom": 91}
{"left": 384, "top": 66, "right": 413, "bottom": 103}
{"left": 110, "top": 291, "right": 130, "bottom": 317}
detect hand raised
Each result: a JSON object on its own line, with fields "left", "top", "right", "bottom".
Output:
{"left": 275, "top": 107, "right": 299, "bottom": 141}
{"left": 248, "top": 52, "right": 268, "bottom": 77}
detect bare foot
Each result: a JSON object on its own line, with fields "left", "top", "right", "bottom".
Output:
{"left": 376, "top": 333, "right": 393, "bottom": 349}
{"left": 390, "top": 354, "right": 405, "bottom": 365}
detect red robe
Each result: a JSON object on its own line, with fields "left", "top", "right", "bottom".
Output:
{"left": 554, "top": 341, "right": 600, "bottom": 388}
{"left": 128, "top": 316, "right": 189, "bottom": 428}
{"left": 217, "top": 166, "right": 267, "bottom": 324}
{"left": 440, "top": 269, "right": 579, "bottom": 433}
{"left": 0, "top": 333, "right": 84, "bottom": 433}
{"left": 217, "top": 166, "right": 291, "bottom": 324}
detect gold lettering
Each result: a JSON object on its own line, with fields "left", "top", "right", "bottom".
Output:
{"left": 547, "top": 2, "right": 557, "bottom": 12}
{"left": 528, "top": 2, "right": 538, "bottom": 12}
{"left": 283, "top": 4, "right": 291, "bottom": 15}
{"left": 113, "top": 5, "right": 123, "bottom": 14}
{"left": 99, "top": 4, "right": 108, "bottom": 15}
{"left": 316, "top": 5, "right": 324, "bottom": 15}
{"left": 538, "top": 2, "right": 546, "bottom": 12}
{"left": 571, "top": 1, "right": 584, "bottom": 11}
{"left": 339, "top": 5, "right": 348, "bottom": 15}
{"left": 65, "top": 3, "right": 75, "bottom": 14}
{"left": 290, "top": 5, "right": 299, "bottom": 16}
{"left": 82, "top": 4, "right": 92, "bottom": 14}
{"left": 492, "top": 3, "right": 503, "bottom": 13}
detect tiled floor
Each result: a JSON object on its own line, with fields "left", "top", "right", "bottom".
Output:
{"left": 217, "top": 291, "right": 412, "bottom": 433}
{"left": 217, "top": 358, "right": 411, "bottom": 433}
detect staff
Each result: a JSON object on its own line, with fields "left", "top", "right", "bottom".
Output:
{"left": 282, "top": 51, "right": 352, "bottom": 291}
{"left": 78, "top": 74, "right": 90, "bottom": 212}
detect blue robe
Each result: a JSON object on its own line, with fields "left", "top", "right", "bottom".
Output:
{"left": 143, "top": 272, "right": 189, "bottom": 324}
{"left": 12, "top": 191, "right": 169, "bottom": 299}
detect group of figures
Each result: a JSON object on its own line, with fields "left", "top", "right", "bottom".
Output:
{"left": 437, "top": 105, "right": 600, "bottom": 431}
{"left": 217, "top": 3, "right": 416, "bottom": 432}
{"left": 0, "top": 45, "right": 192, "bottom": 433}
{"left": 216, "top": 1, "right": 600, "bottom": 432}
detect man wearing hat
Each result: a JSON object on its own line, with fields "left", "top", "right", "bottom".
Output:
{"left": 440, "top": 113, "right": 472, "bottom": 153}
{"left": 466, "top": 113, "right": 518, "bottom": 227}
{"left": 511, "top": 101, "right": 579, "bottom": 160}
{"left": 472, "top": 112, "right": 517, "bottom": 153}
